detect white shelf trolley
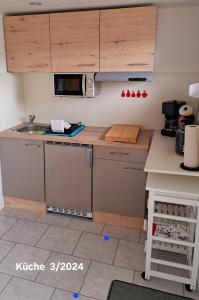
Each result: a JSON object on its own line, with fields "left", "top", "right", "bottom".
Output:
{"left": 142, "top": 173, "right": 199, "bottom": 291}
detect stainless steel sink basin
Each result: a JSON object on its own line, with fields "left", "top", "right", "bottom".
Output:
{"left": 17, "top": 124, "right": 48, "bottom": 134}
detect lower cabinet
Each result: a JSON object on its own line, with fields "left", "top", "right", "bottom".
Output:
{"left": 93, "top": 148, "right": 147, "bottom": 218}
{"left": 0, "top": 137, "right": 147, "bottom": 217}
{"left": 0, "top": 138, "right": 45, "bottom": 202}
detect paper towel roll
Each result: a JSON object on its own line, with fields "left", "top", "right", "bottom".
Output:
{"left": 184, "top": 125, "right": 199, "bottom": 168}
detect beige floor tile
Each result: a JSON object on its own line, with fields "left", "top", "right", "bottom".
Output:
{"left": 69, "top": 217, "right": 104, "bottom": 234}
{"left": 51, "top": 289, "right": 95, "bottom": 300}
{"left": 114, "top": 240, "right": 145, "bottom": 271}
{"left": 36, "top": 213, "right": 72, "bottom": 227}
{"left": 184, "top": 287, "right": 199, "bottom": 299}
{"left": 2, "top": 220, "right": 48, "bottom": 246}
{"left": 134, "top": 271, "right": 184, "bottom": 296}
{"left": 74, "top": 232, "right": 118, "bottom": 264}
{"left": 7, "top": 208, "right": 40, "bottom": 221}
{"left": 37, "top": 226, "right": 82, "bottom": 254}
{"left": 0, "top": 244, "right": 50, "bottom": 280}
{"left": 0, "top": 208, "right": 11, "bottom": 216}
{"left": 81, "top": 261, "right": 134, "bottom": 300}
{"left": 36, "top": 252, "right": 90, "bottom": 292}
{"left": 103, "top": 224, "right": 140, "bottom": 242}
{"left": 0, "top": 216, "right": 17, "bottom": 238}
{"left": 0, "top": 273, "right": 11, "bottom": 294}
{"left": 0, "top": 240, "right": 15, "bottom": 261}
{"left": 0, "top": 277, "right": 54, "bottom": 300}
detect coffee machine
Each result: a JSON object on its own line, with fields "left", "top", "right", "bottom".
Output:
{"left": 176, "top": 105, "right": 195, "bottom": 155}
{"left": 161, "top": 100, "right": 186, "bottom": 137}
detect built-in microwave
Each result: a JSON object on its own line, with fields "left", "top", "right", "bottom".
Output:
{"left": 53, "top": 73, "right": 97, "bottom": 98}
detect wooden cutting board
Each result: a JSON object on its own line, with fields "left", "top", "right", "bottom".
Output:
{"left": 105, "top": 124, "right": 141, "bottom": 144}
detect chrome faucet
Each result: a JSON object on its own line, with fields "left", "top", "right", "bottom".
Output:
{"left": 28, "top": 114, "right": 36, "bottom": 125}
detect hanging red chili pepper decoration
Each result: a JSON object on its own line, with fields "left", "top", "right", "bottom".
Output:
{"left": 126, "top": 90, "right": 131, "bottom": 97}
{"left": 136, "top": 90, "right": 141, "bottom": 97}
{"left": 121, "top": 90, "right": 126, "bottom": 97}
{"left": 142, "top": 90, "right": 148, "bottom": 98}
{"left": 131, "top": 91, "right": 136, "bottom": 97}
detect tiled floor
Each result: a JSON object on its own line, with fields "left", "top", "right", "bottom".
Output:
{"left": 0, "top": 207, "right": 198, "bottom": 300}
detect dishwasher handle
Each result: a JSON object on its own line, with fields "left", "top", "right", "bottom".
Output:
{"left": 87, "top": 147, "right": 93, "bottom": 168}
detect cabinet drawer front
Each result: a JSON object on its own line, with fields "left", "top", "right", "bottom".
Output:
{"left": 18, "top": 139, "right": 43, "bottom": 148}
{"left": 0, "top": 138, "right": 43, "bottom": 150}
{"left": 93, "top": 146, "right": 147, "bottom": 162}
{"left": 93, "top": 159, "right": 146, "bottom": 217}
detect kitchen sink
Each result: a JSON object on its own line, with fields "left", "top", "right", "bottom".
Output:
{"left": 17, "top": 124, "right": 48, "bottom": 134}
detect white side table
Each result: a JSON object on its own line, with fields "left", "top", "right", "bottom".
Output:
{"left": 143, "top": 173, "right": 199, "bottom": 291}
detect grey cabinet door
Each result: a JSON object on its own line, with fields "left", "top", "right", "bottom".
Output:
{"left": 93, "top": 159, "right": 146, "bottom": 217}
{"left": 0, "top": 138, "right": 44, "bottom": 202}
{"left": 45, "top": 143, "right": 92, "bottom": 212}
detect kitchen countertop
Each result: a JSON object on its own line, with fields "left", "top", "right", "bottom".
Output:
{"left": 145, "top": 131, "right": 199, "bottom": 177}
{"left": 0, "top": 123, "right": 151, "bottom": 150}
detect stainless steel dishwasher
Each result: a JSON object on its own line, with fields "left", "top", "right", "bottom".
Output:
{"left": 44, "top": 141, "right": 92, "bottom": 218}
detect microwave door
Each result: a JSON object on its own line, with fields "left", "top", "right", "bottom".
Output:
{"left": 54, "top": 74, "right": 84, "bottom": 97}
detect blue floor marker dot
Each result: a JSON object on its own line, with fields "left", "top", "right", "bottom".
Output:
{"left": 103, "top": 235, "right": 110, "bottom": 241}
{"left": 73, "top": 293, "right": 79, "bottom": 299}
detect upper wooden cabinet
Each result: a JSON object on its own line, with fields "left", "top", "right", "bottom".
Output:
{"left": 4, "top": 14, "right": 51, "bottom": 72}
{"left": 3, "top": 7, "right": 157, "bottom": 73}
{"left": 100, "top": 6, "right": 157, "bottom": 72}
{"left": 50, "top": 11, "right": 100, "bottom": 72}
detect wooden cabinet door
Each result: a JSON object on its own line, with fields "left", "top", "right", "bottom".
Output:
{"left": 50, "top": 10, "right": 99, "bottom": 72}
{"left": 93, "top": 159, "right": 146, "bottom": 217}
{"left": 0, "top": 138, "right": 45, "bottom": 202}
{"left": 100, "top": 6, "right": 157, "bottom": 72}
{"left": 4, "top": 14, "right": 51, "bottom": 72}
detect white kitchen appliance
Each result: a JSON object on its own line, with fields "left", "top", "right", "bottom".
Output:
{"left": 189, "top": 83, "right": 199, "bottom": 124}
{"left": 45, "top": 142, "right": 93, "bottom": 218}
{"left": 53, "top": 73, "right": 98, "bottom": 98}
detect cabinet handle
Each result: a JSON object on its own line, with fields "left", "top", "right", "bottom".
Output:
{"left": 110, "top": 152, "right": 129, "bottom": 156}
{"left": 82, "top": 74, "right": 86, "bottom": 97}
{"left": 25, "top": 144, "right": 41, "bottom": 148}
{"left": 123, "top": 167, "right": 143, "bottom": 171}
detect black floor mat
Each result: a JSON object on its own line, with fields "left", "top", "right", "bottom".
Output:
{"left": 107, "top": 280, "right": 193, "bottom": 300}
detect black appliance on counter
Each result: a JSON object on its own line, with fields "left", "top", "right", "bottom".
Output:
{"left": 161, "top": 100, "right": 186, "bottom": 137}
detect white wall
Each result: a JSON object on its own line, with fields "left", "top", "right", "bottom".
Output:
{"left": 0, "top": 73, "right": 25, "bottom": 209}
{"left": 23, "top": 5, "right": 199, "bottom": 129}
{"left": 23, "top": 72, "right": 199, "bottom": 129}
{"left": 0, "top": 73, "right": 25, "bottom": 129}
{"left": 0, "top": 14, "right": 25, "bottom": 208}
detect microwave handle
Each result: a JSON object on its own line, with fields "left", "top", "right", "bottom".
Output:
{"left": 82, "top": 74, "right": 86, "bottom": 97}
